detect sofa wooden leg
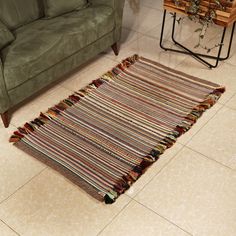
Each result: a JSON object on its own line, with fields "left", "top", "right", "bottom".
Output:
{"left": 1, "top": 111, "right": 9, "bottom": 128}
{"left": 111, "top": 43, "right": 119, "bottom": 56}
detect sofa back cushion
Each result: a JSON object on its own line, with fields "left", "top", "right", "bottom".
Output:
{"left": 0, "top": 20, "right": 15, "bottom": 50}
{"left": 0, "top": 0, "right": 44, "bottom": 30}
{"left": 43, "top": 0, "right": 88, "bottom": 18}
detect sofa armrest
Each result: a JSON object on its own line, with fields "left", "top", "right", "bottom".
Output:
{"left": 89, "top": 0, "right": 125, "bottom": 28}
{"left": 0, "top": 58, "right": 10, "bottom": 114}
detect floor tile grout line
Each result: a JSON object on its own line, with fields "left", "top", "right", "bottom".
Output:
{"left": 182, "top": 104, "right": 236, "bottom": 170}
{"left": 138, "top": 3, "right": 163, "bottom": 11}
{"left": 101, "top": 51, "right": 123, "bottom": 62}
{"left": 0, "top": 219, "right": 21, "bottom": 236}
{"left": 120, "top": 27, "right": 149, "bottom": 46}
{"left": 218, "top": 91, "right": 236, "bottom": 106}
{"left": 185, "top": 146, "right": 236, "bottom": 172}
{"left": 172, "top": 53, "right": 190, "bottom": 69}
{"left": 223, "top": 95, "right": 236, "bottom": 110}
{"left": 122, "top": 26, "right": 154, "bottom": 37}
{"left": 133, "top": 200, "right": 193, "bottom": 236}
{"left": 126, "top": 144, "right": 186, "bottom": 199}
{"left": 141, "top": 6, "right": 163, "bottom": 11}
{"left": 181, "top": 103, "right": 225, "bottom": 147}
{"left": 224, "top": 104, "right": 236, "bottom": 111}
{"left": 225, "top": 61, "right": 236, "bottom": 67}
{"left": 0, "top": 168, "right": 47, "bottom": 206}
{"left": 59, "top": 56, "right": 121, "bottom": 90}
{"left": 171, "top": 23, "right": 234, "bottom": 69}
{"left": 96, "top": 197, "right": 133, "bottom": 236}
{"left": 143, "top": 19, "right": 198, "bottom": 42}
{"left": 122, "top": 14, "right": 165, "bottom": 38}
{"left": 121, "top": 27, "right": 148, "bottom": 42}
{"left": 171, "top": 47, "right": 227, "bottom": 70}
{"left": 122, "top": 22, "right": 171, "bottom": 41}
{"left": 125, "top": 3, "right": 163, "bottom": 14}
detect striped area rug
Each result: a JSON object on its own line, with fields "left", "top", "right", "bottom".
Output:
{"left": 10, "top": 55, "right": 225, "bottom": 204}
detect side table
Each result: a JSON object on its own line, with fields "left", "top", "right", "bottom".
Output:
{"left": 160, "top": 0, "right": 236, "bottom": 68}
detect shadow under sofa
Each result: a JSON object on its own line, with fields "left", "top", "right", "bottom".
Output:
{"left": 0, "top": 0, "right": 125, "bottom": 127}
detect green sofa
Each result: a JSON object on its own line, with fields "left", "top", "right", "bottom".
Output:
{"left": 0, "top": 0, "right": 125, "bottom": 127}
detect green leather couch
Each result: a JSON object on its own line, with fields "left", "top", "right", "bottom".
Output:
{"left": 0, "top": 0, "right": 125, "bottom": 127}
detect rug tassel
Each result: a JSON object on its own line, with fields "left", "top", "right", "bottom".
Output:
{"left": 24, "top": 123, "right": 35, "bottom": 133}
{"left": 9, "top": 135, "right": 21, "bottom": 143}
{"left": 92, "top": 79, "right": 104, "bottom": 88}
{"left": 34, "top": 118, "right": 45, "bottom": 126}
{"left": 68, "top": 95, "right": 81, "bottom": 103}
{"left": 14, "top": 131, "right": 24, "bottom": 138}
{"left": 63, "top": 99, "right": 74, "bottom": 106}
{"left": 39, "top": 112, "right": 50, "bottom": 121}
{"left": 46, "top": 109, "right": 59, "bottom": 119}
{"left": 104, "top": 190, "right": 118, "bottom": 204}
{"left": 18, "top": 127, "right": 27, "bottom": 135}
{"left": 101, "top": 72, "right": 115, "bottom": 81}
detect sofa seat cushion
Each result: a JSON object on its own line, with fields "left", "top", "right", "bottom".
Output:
{"left": 2, "top": 5, "right": 115, "bottom": 91}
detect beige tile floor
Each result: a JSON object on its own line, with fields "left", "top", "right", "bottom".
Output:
{"left": 1, "top": 1, "right": 236, "bottom": 235}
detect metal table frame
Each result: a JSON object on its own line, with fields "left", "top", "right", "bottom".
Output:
{"left": 160, "top": 10, "right": 236, "bottom": 69}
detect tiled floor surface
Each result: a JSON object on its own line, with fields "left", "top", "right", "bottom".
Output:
{"left": 1, "top": 1, "right": 236, "bottom": 235}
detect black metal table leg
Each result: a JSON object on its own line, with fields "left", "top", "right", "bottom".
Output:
{"left": 211, "top": 26, "right": 226, "bottom": 68}
{"left": 222, "top": 21, "right": 235, "bottom": 60}
{"left": 159, "top": 10, "right": 236, "bottom": 68}
{"left": 160, "top": 10, "right": 168, "bottom": 51}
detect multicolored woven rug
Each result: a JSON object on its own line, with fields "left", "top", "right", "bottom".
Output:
{"left": 10, "top": 55, "right": 225, "bottom": 204}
